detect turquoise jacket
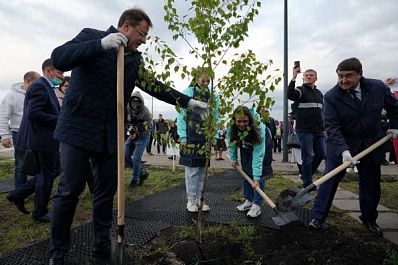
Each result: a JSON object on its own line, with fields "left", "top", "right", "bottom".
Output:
{"left": 227, "top": 109, "right": 269, "bottom": 180}
{"left": 177, "top": 85, "right": 221, "bottom": 167}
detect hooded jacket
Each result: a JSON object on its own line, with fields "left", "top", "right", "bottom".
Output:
{"left": 127, "top": 91, "right": 152, "bottom": 138}
{"left": 0, "top": 83, "right": 26, "bottom": 139}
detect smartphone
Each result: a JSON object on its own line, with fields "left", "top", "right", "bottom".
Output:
{"left": 294, "top": 61, "right": 301, "bottom": 72}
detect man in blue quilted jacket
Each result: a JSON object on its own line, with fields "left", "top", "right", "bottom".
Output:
{"left": 48, "top": 8, "right": 207, "bottom": 265}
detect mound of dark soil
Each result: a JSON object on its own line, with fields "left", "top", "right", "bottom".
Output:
{"left": 136, "top": 221, "right": 396, "bottom": 265}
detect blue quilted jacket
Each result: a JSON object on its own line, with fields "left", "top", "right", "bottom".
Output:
{"left": 51, "top": 26, "right": 191, "bottom": 153}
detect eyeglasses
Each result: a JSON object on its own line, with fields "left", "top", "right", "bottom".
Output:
{"left": 135, "top": 27, "right": 149, "bottom": 39}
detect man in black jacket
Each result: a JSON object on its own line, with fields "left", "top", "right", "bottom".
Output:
{"left": 48, "top": 8, "right": 206, "bottom": 265}
{"left": 288, "top": 66, "right": 325, "bottom": 188}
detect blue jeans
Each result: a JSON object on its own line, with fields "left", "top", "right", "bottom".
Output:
{"left": 297, "top": 131, "right": 325, "bottom": 188}
{"left": 185, "top": 166, "right": 205, "bottom": 201}
{"left": 243, "top": 176, "right": 265, "bottom": 205}
{"left": 12, "top": 131, "right": 27, "bottom": 187}
{"left": 126, "top": 134, "right": 150, "bottom": 184}
{"left": 124, "top": 137, "right": 134, "bottom": 169}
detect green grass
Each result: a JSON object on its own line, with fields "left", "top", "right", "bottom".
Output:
{"left": 0, "top": 159, "right": 14, "bottom": 180}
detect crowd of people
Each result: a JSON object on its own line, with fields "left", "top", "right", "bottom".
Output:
{"left": 0, "top": 7, "right": 397, "bottom": 265}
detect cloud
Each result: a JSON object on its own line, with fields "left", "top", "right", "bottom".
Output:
{"left": 1, "top": 0, "right": 397, "bottom": 122}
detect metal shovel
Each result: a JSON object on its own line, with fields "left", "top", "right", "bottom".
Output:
{"left": 276, "top": 134, "right": 393, "bottom": 212}
{"left": 235, "top": 166, "right": 299, "bottom": 227}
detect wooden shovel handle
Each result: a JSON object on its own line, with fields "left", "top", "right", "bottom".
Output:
{"left": 236, "top": 166, "right": 277, "bottom": 209}
{"left": 117, "top": 46, "right": 125, "bottom": 228}
{"left": 314, "top": 134, "right": 393, "bottom": 187}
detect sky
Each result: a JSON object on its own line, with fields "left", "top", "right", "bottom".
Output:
{"left": 0, "top": 0, "right": 397, "bottom": 121}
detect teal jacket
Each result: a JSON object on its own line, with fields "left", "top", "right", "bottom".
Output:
{"left": 177, "top": 85, "right": 220, "bottom": 167}
{"left": 227, "top": 109, "right": 272, "bottom": 180}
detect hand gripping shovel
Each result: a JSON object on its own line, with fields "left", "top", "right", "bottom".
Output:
{"left": 111, "top": 45, "right": 132, "bottom": 264}
{"left": 276, "top": 134, "right": 393, "bottom": 212}
{"left": 235, "top": 166, "right": 299, "bottom": 227}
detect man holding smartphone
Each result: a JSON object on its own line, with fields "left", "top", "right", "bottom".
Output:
{"left": 288, "top": 62, "right": 325, "bottom": 188}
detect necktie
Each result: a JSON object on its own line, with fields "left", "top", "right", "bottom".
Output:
{"left": 349, "top": 90, "right": 361, "bottom": 108}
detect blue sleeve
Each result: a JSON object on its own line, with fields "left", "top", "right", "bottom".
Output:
{"left": 252, "top": 122, "right": 266, "bottom": 180}
{"left": 227, "top": 127, "right": 238, "bottom": 162}
{"left": 176, "top": 87, "right": 193, "bottom": 141}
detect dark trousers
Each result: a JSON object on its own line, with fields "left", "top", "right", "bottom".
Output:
{"left": 146, "top": 133, "right": 153, "bottom": 153}
{"left": 12, "top": 131, "right": 27, "bottom": 187}
{"left": 311, "top": 156, "right": 381, "bottom": 223}
{"left": 156, "top": 133, "right": 167, "bottom": 154}
{"left": 10, "top": 151, "right": 59, "bottom": 218}
{"left": 49, "top": 143, "right": 117, "bottom": 258}
{"left": 273, "top": 137, "right": 281, "bottom": 152}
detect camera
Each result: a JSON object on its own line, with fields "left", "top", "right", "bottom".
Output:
{"left": 294, "top": 61, "right": 301, "bottom": 72}
{"left": 127, "top": 125, "right": 139, "bottom": 138}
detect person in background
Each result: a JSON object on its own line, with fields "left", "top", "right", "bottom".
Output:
{"left": 273, "top": 120, "right": 282, "bottom": 153}
{"left": 288, "top": 65, "right": 325, "bottom": 188}
{"left": 146, "top": 119, "right": 155, "bottom": 155}
{"left": 55, "top": 76, "right": 70, "bottom": 106}
{"left": 48, "top": 8, "right": 207, "bottom": 264}
{"left": 7, "top": 59, "right": 63, "bottom": 221}
{"left": 256, "top": 106, "right": 276, "bottom": 161}
{"left": 155, "top": 114, "right": 169, "bottom": 154}
{"left": 228, "top": 106, "right": 273, "bottom": 218}
{"left": 0, "top": 71, "right": 40, "bottom": 187}
{"left": 125, "top": 91, "right": 151, "bottom": 188}
{"left": 168, "top": 118, "right": 179, "bottom": 160}
{"left": 215, "top": 124, "right": 227, "bottom": 160}
{"left": 309, "top": 57, "right": 398, "bottom": 236}
{"left": 177, "top": 67, "right": 220, "bottom": 213}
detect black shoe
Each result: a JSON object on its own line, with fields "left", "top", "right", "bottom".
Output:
{"left": 6, "top": 193, "right": 30, "bottom": 215}
{"left": 33, "top": 213, "right": 51, "bottom": 223}
{"left": 92, "top": 245, "right": 111, "bottom": 259}
{"left": 48, "top": 257, "right": 64, "bottom": 265}
{"left": 308, "top": 218, "right": 323, "bottom": 231}
{"left": 129, "top": 181, "right": 138, "bottom": 190}
{"left": 382, "top": 160, "right": 390, "bottom": 166}
{"left": 362, "top": 221, "right": 383, "bottom": 236}
{"left": 219, "top": 157, "right": 225, "bottom": 160}
{"left": 138, "top": 172, "right": 149, "bottom": 186}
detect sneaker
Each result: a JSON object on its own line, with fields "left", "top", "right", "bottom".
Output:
{"left": 196, "top": 199, "right": 210, "bottom": 212}
{"left": 247, "top": 204, "right": 261, "bottom": 218}
{"left": 237, "top": 200, "right": 253, "bottom": 212}
{"left": 186, "top": 200, "right": 198, "bottom": 212}
{"left": 309, "top": 218, "right": 323, "bottom": 231}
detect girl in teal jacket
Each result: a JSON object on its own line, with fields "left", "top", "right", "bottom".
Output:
{"left": 228, "top": 106, "right": 273, "bottom": 218}
{"left": 177, "top": 68, "right": 220, "bottom": 213}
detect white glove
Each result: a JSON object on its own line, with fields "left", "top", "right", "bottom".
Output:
{"left": 342, "top": 150, "right": 359, "bottom": 165}
{"left": 387, "top": 129, "right": 398, "bottom": 139}
{"left": 187, "top": 99, "right": 208, "bottom": 109}
{"left": 100, "top": 33, "right": 128, "bottom": 50}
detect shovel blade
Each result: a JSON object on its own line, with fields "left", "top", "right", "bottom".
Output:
{"left": 276, "top": 186, "right": 314, "bottom": 212}
{"left": 272, "top": 211, "right": 300, "bottom": 227}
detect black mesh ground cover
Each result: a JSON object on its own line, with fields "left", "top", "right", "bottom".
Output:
{"left": 1, "top": 169, "right": 311, "bottom": 264}
{"left": 0, "top": 179, "right": 14, "bottom": 194}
